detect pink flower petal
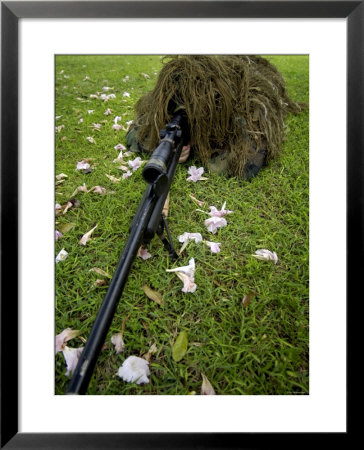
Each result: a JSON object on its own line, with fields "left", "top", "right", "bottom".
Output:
{"left": 204, "top": 241, "right": 221, "bottom": 253}
{"left": 186, "top": 166, "right": 205, "bottom": 182}
{"left": 137, "top": 247, "right": 152, "bottom": 260}
{"left": 114, "top": 143, "right": 126, "bottom": 151}
{"left": 63, "top": 346, "right": 84, "bottom": 377}
{"left": 178, "top": 232, "right": 203, "bottom": 244}
{"left": 209, "top": 201, "right": 233, "bottom": 217}
{"left": 56, "top": 248, "right": 68, "bottom": 263}
{"left": 55, "top": 328, "right": 80, "bottom": 353}
{"left": 204, "top": 216, "right": 227, "bottom": 234}
{"left": 89, "top": 186, "right": 107, "bottom": 195}
{"left": 252, "top": 249, "right": 278, "bottom": 264}
{"left": 128, "top": 157, "right": 142, "bottom": 171}
{"left": 111, "top": 332, "right": 125, "bottom": 354}
{"left": 166, "top": 258, "right": 197, "bottom": 293}
{"left": 117, "top": 356, "right": 150, "bottom": 384}
{"left": 79, "top": 224, "right": 98, "bottom": 245}
{"left": 76, "top": 161, "right": 90, "bottom": 170}
{"left": 55, "top": 230, "right": 63, "bottom": 241}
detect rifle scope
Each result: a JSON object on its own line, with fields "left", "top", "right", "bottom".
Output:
{"left": 142, "top": 114, "right": 183, "bottom": 184}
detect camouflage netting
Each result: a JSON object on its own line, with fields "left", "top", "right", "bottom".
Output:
{"left": 133, "top": 55, "right": 303, "bottom": 178}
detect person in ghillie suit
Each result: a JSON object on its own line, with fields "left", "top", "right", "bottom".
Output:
{"left": 126, "top": 55, "right": 304, "bottom": 180}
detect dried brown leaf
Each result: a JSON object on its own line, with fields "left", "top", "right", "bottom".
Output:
{"left": 142, "top": 284, "right": 163, "bottom": 305}
{"left": 89, "top": 267, "right": 111, "bottom": 278}
{"left": 189, "top": 194, "right": 205, "bottom": 207}
{"left": 201, "top": 373, "right": 216, "bottom": 395}
{"left": 142, "top": 343, "right": 157, "bottom": 362}
{"left": 242, "top": 291, "right": 256, "bottom": 307}
{"left": 58, "top": 222, "right": 76, "bottom": 234}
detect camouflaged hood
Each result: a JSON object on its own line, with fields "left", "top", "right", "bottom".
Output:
{"left": 133, "top": 55, "right": 302, "bottom": 178}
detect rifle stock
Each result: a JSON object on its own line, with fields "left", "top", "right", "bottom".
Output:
{"left": 66, "top": 113, "right": 185, "bottom": 394}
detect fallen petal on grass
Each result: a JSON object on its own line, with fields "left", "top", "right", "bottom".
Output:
{"left": 178, "top": 232, "right": 203, "bottom": 254}
{"left": 252, "top": 249, "right": 278, "bottom": 264}
{"left": 122, "top": 171, "right": 133, "bottom": 179}
{"left": 55, "top": 125, "right": 65, "bottom": 133}
{"left": 55, "top": 328, "right": 80, "bottom": 353}
{"left": 204, "top": 216, "right": 227, "bottom": 234}
{"left": 71, "top": 183, "right": 88, "bottom": 196}
{"left": 88, "top": 186, "right": 107, "bottom": 195}
{"left": 114, "top": 151, "right": 127, "bottom": 164}
{"left": 56, "top": 248, "right": 68, "bottom": 263}
{"left": 56, "top": 173, "right": 68, "bottom": 181}
{"left": 166, "top": 258, "right": 196, "bottom": 293}
{"left": 117, "top": 356, "right": 150, "bottom": 384}
{"left": 111, "top": 332, "right": 125, "bottom": 354}
{"left": 178, "top": 232, "right": 203, "bottom": 244}
{"left": 137, "top": 247, "right": 151, "bottom": 260}
{"left": 62, "top": 201, "right": 73, "bottom": 214}
{"left": 105, "top": 174, "right": 121, "bottom": 183}
{"left": 142, "top": 343, "right": 157, "bottom": 362}
{"left": 128, "top": 157, "right": 143, "bottom": 171}
{"left": 186, "top": 166, "right": 208, "bottom": 182}
{"left": 114, "top": 143, "right": 126, "bottom": 151}
{"left": 209, "top": 201, "right": 233, "bottom": 217}
{"left": 79, "top": 224, "right": 98, "bottom": 245}
{"left": 203, "top": 240, "right": 221, "bottom": 253}
{"left": 55, "top": 230, "right": 63, "bottom": 241}
{"left": 176, "top": 272, "right": 197, "bottom": 293}
{"left": 189, "top": 194, "right": 205, "bottom": 207}
{"left": 63, "top": 346, "right": 84, "bottom": 377}
{"left": 76, "top": 161, "right": 90, "bottom": 171}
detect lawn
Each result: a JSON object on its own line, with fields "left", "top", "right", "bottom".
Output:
{"left": 55, "top": 54, "right": 309, "bottom": 395}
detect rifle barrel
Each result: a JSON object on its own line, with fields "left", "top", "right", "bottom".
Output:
{"left": 66, "top": 113, "right": 184, "bottom": 394}
{"left": 66, "top": 192, "right": 155, "bottom": 394}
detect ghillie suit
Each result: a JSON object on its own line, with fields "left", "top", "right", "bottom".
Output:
{"left": 126, "top": 55, "right": 303, "bottom": 179}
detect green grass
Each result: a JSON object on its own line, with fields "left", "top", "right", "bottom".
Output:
{"left": 55, "top": 55, "right": 309, "bottom": 395}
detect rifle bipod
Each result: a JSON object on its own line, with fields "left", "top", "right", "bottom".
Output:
{"left": 156, "top": 213, "right": 178, "bottom": 261}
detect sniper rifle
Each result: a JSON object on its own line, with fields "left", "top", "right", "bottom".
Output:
{"left": 67, "top": 112, "right": 187, "bottom": 394}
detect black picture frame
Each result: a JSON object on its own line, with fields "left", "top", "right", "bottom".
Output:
{"left": 1, "top": 1, "right": 358, "bottom": 448}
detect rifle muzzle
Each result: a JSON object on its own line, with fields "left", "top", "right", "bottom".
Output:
{"left": 142, "top": 114, "right": 183, "bottom": 184}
